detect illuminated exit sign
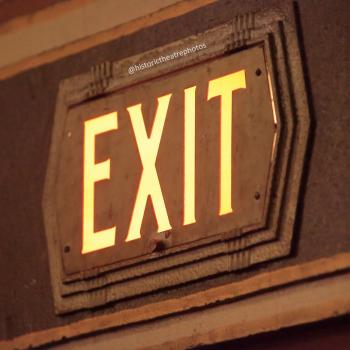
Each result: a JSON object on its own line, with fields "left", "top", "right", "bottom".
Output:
{"left": 51, "top": 45, "right": 276, "bottom": 274}
{"left": 83, "top": 69, "right": 247, "bottom": 253}
{"left": 43, "top": 10, "right": 310, "bottom": 314}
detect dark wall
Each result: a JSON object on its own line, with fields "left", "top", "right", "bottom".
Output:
{"left": 0, "top": 0, "right": 349, "bottom": 341}
{"left": 198, "top": 316, "right": 350, "bottom": 350}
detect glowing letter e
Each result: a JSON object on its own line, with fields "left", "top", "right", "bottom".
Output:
{"left": 207, "top": 70, "right": 246, "bottom": 216}
{"left": 82, "top": 112, "right": 117, "bottom": 254}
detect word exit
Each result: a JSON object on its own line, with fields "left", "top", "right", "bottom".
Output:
{"left": 82, "top": 70, "right": 246, "bottom": 254}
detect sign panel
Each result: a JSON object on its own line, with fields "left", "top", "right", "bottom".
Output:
{"left": 43, "top": 9, "right": 310, "bottom": 314}
{"left": 56, "top": 45, "right": 276, "bottom": 274}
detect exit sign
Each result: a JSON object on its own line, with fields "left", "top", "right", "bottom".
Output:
{"left": 43, "top": 9, "right": 310, "bottom": 314}
{"left": 53, "top": 46, "right": 276, "bottom": 274}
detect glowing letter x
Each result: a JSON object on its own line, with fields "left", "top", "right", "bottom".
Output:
{"left": 126, "top": 94, "right": 172, "bottom": 241}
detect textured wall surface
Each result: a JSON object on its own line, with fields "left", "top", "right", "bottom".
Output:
{"left": 0, "top": 0, "right": 349, "bottom": 341}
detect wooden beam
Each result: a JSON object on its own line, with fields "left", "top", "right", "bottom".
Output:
{"left": 0, "top": 0, "right": 216, "bottom": 80}
{"left": 1, "top": 252, "right": 349, "bottom": 350}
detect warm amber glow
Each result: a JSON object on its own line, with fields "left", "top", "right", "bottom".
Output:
{"left": 183, "top": 86, "right": 196, "bottom": 225}
{"left": 126, "top": 94, "right": 172, "bottom": 242}
{"left": 267, "top": 69, "right": 278, "bottom": 162}
{"left": 207, "top": 70, "right": 246, "bottom": 216}
{"left": 82, "top": 112, "right": 117, "bottom": 254}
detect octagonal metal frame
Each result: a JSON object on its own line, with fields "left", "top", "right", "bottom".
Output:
{"left": 43, "top": 6, "right": 310, "bottom": 314}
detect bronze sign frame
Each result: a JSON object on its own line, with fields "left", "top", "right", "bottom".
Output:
{"left": 43, "top": 8, "right": 310, "bottom": 314}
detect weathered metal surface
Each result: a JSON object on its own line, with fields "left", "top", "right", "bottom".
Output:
{"left": 57, "top": 46, "right": 275, "bottom": 274}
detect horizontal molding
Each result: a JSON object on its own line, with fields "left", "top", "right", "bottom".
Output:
{"left": 142, "top": 270, "right": 350, "bottom": 350}
{"left": 0, "top": 0, "right": 92, "bottom": 31}
{"left": 59, "top": 265, "right": 350, "bottom": 350}
{"left": 0, "top": 0, "right": 216, "bottom": 80}
{"left": 1, "top": 252, "right": 350, "bottom": 349}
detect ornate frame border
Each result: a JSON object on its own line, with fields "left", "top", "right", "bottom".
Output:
{"left": 42, "top": 7, "right": 310, "bottom": 314}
